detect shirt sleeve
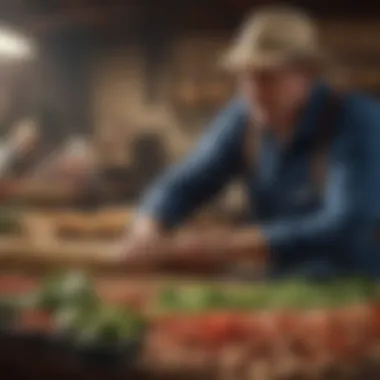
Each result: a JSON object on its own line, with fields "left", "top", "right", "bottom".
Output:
{"left": 261, "top": 118, "right": 358, "bottom": 251}
{"left": 137, "top": 98, "right": 246, "bottom": 228}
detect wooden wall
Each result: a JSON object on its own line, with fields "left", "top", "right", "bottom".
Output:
{"left": 92, "top": 20, "right": 380, "bottom": 170}
{"left": 91, "top": 35, "right": 231, "bottom": 169}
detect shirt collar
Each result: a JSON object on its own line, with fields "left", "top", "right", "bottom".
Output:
{"left": 242, "top": 80, "right": 332, "bottom": 149}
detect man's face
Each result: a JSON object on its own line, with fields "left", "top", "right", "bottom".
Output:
{"left": 240, "top": 66, "right": 311, "bottom": 120}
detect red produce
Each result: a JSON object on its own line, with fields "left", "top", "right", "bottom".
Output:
{"left": 159, "top": 315, "right": 206, "bottom": 347}
{"left": 275, "top": 310, "right": 300, "bottom": 338}
{"left": 329, "top": 305, "right": 372, "bottom": 361}
{"left": 199, "top": 312, "right": 245, "bottom": 347}
{"left": 240, "top": 312, "right": 279, "bottom": 358}
{"left": 291, "top": 309, "right": 331, "bottom": 359}
{"left": 369, "top": 303, "right": 380, "bottom": 339}
{"left": 17, "top": 309, "right": 55, "bottom": 334}
{"left": 0, "top": 275, "right": 36, "bottom": 295}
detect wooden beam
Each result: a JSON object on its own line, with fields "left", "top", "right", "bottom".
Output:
{"left": 25, "top": 4, "right": 139, "bottom": 35}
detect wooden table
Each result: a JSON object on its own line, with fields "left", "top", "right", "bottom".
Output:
{"left": 0, "top": 237, "right": 123, "bottom": 273}
{"left": 0, "top": 337, "right": 216, "bottom": 380}
{"left": 0, "top": 233, "right": 244, "bottom": 275}
{"left": 0, "top": 274, "right": 220, "bottom": 380}
{"left": 0, "top": 331, "right": 379, "bottom": 380}
{"left": 1, "top": 274, "right": 380, "bottom": 380}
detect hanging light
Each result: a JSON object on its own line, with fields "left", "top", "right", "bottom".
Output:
{"left": 0, "top": 25, "right": 35, "bottom": 60}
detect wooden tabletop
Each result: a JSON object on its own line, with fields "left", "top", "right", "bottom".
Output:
{"left": 1, "top": 274, "right": 379, "bottom": 380}
{"left": 0, "top": 318, "right": 379, "bottom": 380}
{"left": 0, "top": 337, "right": 215, "bottom": 380}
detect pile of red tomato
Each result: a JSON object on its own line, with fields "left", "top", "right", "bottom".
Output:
{"left": 152, "top": 304, "right": 380, "bottom": 359}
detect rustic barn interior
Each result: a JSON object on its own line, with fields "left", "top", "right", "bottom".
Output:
{"left": 0, "top": 1, "right": 380, "bottom": 379}
{"left": 1, "top": 0, "right": 380, "bottom": 182}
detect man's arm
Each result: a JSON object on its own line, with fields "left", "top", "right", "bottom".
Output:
{"left": 256, "top": 96, "right": 367, "bottom": 255}
{"left": 121, "top": 99, "right": 246, "bottom": 263}
{"left": 260, "top": 151, "right": 355, "bottom": 252}
{"left": 136, "top": 98, "right": 246, "bottom": 228}
{"left": 157, "top": 111, "right": 359, "bottom": 266}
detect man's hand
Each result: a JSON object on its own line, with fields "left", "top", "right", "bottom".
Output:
{"left": 119, "top": 217, "right": 269, "bottom": 272}
{"left": 170, "top": 228, "right": 232, "bottom": 263}
{"left": 229, "top": 226, "right": 269, "bottom": 260}
{"left": 169, "top": 226, "right": 268, "bottom": 268}
{"left": 119, "top": 217, "right": 167, "bottom": 270}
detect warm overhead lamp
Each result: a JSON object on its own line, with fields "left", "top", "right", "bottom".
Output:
{"left": 0, "top": 25, "right": 36, "bottom": 61}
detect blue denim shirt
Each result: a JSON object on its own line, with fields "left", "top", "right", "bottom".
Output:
{"left": 138, "top": 82, "right": 380, "bottom": 278}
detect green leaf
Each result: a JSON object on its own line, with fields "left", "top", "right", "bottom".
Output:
{"left": 37, "top": 271, "right": 97, "bottom": 312}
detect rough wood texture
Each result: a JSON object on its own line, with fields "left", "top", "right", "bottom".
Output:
{"left": 0, "top": 234, "right": 236, "bottom": 275}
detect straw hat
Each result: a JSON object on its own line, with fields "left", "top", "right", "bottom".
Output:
{"left": 223, "top": 6, "right": 327, "bottom": 71}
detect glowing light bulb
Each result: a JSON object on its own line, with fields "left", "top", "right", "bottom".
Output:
{"left": 0, "top": 26, "right": 35, "bottom": 60}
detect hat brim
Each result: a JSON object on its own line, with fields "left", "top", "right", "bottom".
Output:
{"left": 221, "top": 47, "right": 329, "bottom": 72}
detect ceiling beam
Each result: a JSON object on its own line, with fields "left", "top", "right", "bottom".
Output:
{"left": 7, "top": 0, "right": 380, "bottom": 38}
{"left": 18, "top": 4, "right": 140, "bottom": 35}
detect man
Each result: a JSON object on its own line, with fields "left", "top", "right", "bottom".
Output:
{"left": 121, "top": 6, "right": 380, "bottom": 278}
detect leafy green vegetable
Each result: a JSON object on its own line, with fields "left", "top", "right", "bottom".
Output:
{"left": 226, "top": 285, "right": 271, "bottom": 310}
{"left": 73, "top": 305, "right": 145, "bottom": 345}
{"left": 35, "top": 271, "right": 97, "bottom": 312}
{"left": 157, "top": 286, "right": 181, "bottom": 311}
{"left": 157, "top": 285, "right": 228, "bottom": 312}
{"left": 54, "top": 305, "right": 92, "bottom": 332}
{"left": 0, "top": 209, "right": 22, "bottom": 234}
{"left": 0, "top": 297, "right": 19, "bottom": 326}
{"left": 321, "top": 277, "right": 377, "bottom": 307}
{"left": 176, "top": 286, "right": 229, "bottom": 312}
{"left": 155, "top": 277, "right": 380, "bottom": 313}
